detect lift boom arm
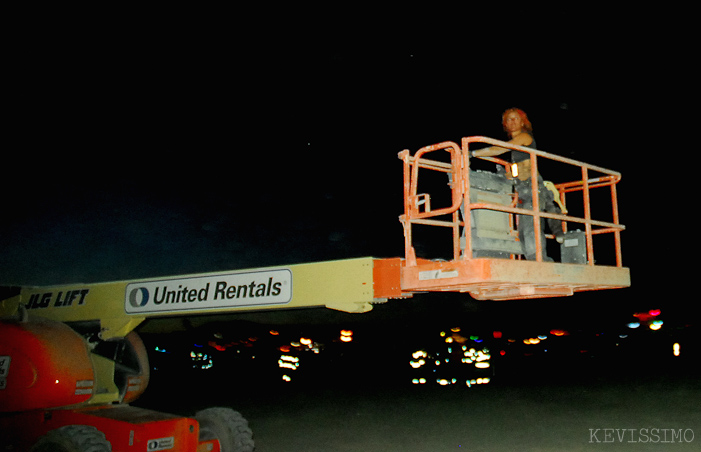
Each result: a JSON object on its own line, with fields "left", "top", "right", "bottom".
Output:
{"left": 1, "top": 257, "right": 396, "bottom": 340}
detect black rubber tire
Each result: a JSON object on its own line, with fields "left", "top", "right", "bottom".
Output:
{"left": 30, "top": 425, "right": 112, "bottom": 452}
{"left": 195, "top": 407, "right": 255, "bottom": 452}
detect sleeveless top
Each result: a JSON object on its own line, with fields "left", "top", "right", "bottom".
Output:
{"left": 511, "top": 132, "right": 536, "bottom": 163}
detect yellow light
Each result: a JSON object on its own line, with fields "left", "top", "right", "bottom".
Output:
{"left": 340, "top": 329, "right": 353, "bottom": 336}
{"left": 280, "top": 355, "right": 299, "bottom": 362}
{"left": 445, "top": 337, "right": 454, "bottom": 343}
{"left": 282, "top": 375, "right": 291, "bottom": 382}
{"left": 300, "top": 337, "right": 312, "bottom": 346}
{"left": 511, "top": 163, "right": 519, "bottom": 178}
{"left": 439, "top": 331, "right": 446, "bottom": 337}
{"left": 649, "top": 321, "right": 663, "bottom": 331}
{"left": 673, "top": 343, "right": 680, "bottom": 357}
{"left": 475, "top": 362, "right": 490, "bottom": 369}
{"left": 269, "top": 330, "right": 279, "bottom": 336}
{"left": 451, "top": 327, "right": 461, "bottom": 333}
{"left": 340, "top": 336, "right": 353, "bottom": 342}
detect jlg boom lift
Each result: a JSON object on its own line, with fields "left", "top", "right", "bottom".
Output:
{"left": 0, "top": 137, "right": 629, "bottom": 451}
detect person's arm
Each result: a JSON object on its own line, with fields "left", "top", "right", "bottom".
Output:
{"left": 472, "top": 133, "right": 534, "bottom": 158}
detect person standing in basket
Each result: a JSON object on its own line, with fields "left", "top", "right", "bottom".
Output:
{"left": 472, "top": 108, "right": 564, "bottom": 261}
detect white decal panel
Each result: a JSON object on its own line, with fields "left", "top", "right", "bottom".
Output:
{"left": 125, "top": 269, "right": 292, "bottom": 314}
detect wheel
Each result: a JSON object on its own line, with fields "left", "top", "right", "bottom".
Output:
{"left": 195, "top": 407, "right": 255, "bottom": 452}
{"left": 30, "top": 425, "right": 111, "bottom": 452}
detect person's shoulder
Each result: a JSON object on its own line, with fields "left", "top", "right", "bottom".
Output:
{"left": 510, "top": 132, "right": 533, "bottom": 147}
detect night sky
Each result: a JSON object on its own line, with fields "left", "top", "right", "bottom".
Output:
{"left": 3, "top": 23, "right": 695, "bottom": 327}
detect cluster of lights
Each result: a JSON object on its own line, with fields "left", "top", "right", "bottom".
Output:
{"left": 278, "top": 354, "right": 300, "bottom": 370}
{"left": 462, "top": 347, "right": 491, "bottom": 368}
{"left": 411, "top": 377, "right": 490, "bottom": 387}
{"left": 410, "top": 350, "right": 427, "bottom": 369}
{"left": 289, "top": 337, "right": 321, "bottom": 354}
{"left": 279, "top": 354, "right": 300, "bottom": 382}
{"left": 409, "top": 328, "right": 493, "bottom": 388}
{"left": 410, "top": 346, "right": 491, "bottom": 369}
{"left": 628, "top": 309, "right": 663, "bottom": 330}
{"left": 340, "top": 329, "right": 353, "bottom": 343}
{"left": 523, "top": 335, "right": 548, "bottom": 345}
{"left": 190, "top": 351, "right": 213, "bottom": 370}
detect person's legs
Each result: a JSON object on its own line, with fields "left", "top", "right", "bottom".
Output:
{"left": 515, "top": 178, "right": 553, "bottom": 262}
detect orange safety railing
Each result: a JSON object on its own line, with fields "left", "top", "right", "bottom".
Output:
{"left": 398, "top": 137, "right": 626, "bottom": 269}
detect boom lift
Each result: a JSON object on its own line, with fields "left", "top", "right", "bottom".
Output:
{"left": 0, "top": 137, "right": 629, "bottom": 451}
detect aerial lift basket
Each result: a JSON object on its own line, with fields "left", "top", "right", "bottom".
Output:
{"left": 382, "top": 136, "right": 630, "bottom": 301}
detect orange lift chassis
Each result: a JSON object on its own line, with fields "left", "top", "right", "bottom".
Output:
{"left": 0, "top": 137, "right": 629, "bottom": 451}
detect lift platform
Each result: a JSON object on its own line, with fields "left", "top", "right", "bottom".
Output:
{"left": 379, "top": 136, "right": 630, "bottom": 301}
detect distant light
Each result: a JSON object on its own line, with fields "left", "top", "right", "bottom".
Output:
{"left": 493, "top": 331, "right": 502, "bottom": 339}
{"left": 300, "top": 337, "right": 312, "bottom": 346}
{"left": 627, "top": 322, "right": 640, "bottom": 329}
{"left": 282, "top": 375, "right": 291, "bottom": 382}
{"left": 649, "top": 309, "right": 661, "bottom": 317}
{"left": 649, "top": 320, "right": 663, "bottom": 331}
{"left": 475, "top": 362, "right": 490, "bottom": 369}
{"left": 409, "top": 359, "right": 425, "bottom": 369}
{"left": 673, "top": 343, "right": 680, "bottom": 357}
{"left": 538, "top": 335, "right": 548, "bottom": 340}
{"left": 550, "top": 329, "right": 568, "bottom": 337}
{"left": 269, "top": 330, "right": 280, "bottom": 336}
{"left": 451, "top": 327, "right": 461, "bottom": 333}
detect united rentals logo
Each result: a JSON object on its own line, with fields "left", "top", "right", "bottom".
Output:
{"left": 125, "top": 269, "right": 292, "bottom": 314}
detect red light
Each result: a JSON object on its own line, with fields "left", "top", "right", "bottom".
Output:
{"left": 493, "top": 331, "right": 502, "bottom": 339}
{"left": 649, "top": 309, "right": 661, "bottom": 317}
{"left": 500, "top": 350, "right": 506, "bottom": 356}
{"left": 633, "top": 312, "right": 653, "bottom": 321}
{"left": 550, "top": 329, "right": 568, "bottom": 337}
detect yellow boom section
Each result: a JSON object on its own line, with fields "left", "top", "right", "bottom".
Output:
{"left": 3, "top": 258, "right": 381, "bottom": 340}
